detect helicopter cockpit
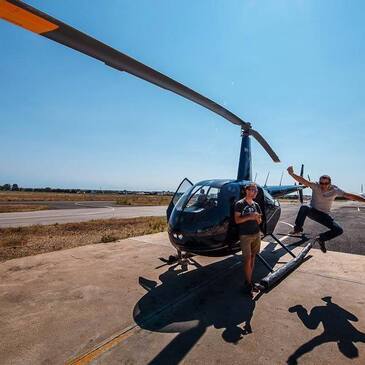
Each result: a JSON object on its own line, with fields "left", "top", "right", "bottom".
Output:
{"left": 168, "top": 179, "right": 239, "bottom": 255}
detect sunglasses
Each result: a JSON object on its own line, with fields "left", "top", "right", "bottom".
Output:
{"left": 246, "top": 188, "right": 258, "bottom": 192}
{"left": 320, "top": 182, "right": 330, "bottom": 185}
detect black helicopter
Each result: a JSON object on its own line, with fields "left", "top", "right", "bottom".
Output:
{"left": 1, "top": 0, "right": 313, "bottom": 288}
{"left": 166, "top": 149, "right": 306, "bottom": 258}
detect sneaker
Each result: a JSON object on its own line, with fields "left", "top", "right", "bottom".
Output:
{"left": 289, "top": 226, "right": 303, "bottom": 235}
{"left": 242, "top": 283, "right": 254, "bottom": 297}
{"left": 253, "top": 283, "right": 264, "bottom": 292}
{"left": 314, "top": 238, "right": 327, "bottom": 253}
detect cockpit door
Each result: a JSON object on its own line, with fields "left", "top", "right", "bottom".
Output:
{"left": 262, "top": 189, "right": 281, "bottom": 235}
{"left": 166, "top": 178, "right": 193, "bottom": 221}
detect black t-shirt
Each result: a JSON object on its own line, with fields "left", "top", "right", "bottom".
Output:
{"left": 234, "top": 198, "right": 262, "bottom": 235}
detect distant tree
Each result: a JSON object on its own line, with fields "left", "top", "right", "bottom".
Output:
{"left": 11, "top": 184, "right": 19, "bottom": 191}
{"left": 3, "top": 184, "right": 11, "bottom": 191}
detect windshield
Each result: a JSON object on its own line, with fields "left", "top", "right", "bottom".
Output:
{"left": 175, "top": 183, "right": 220, "bottom": 212}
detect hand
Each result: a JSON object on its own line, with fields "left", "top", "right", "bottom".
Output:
{"left": 287, "top": 166, "right": 294, "bottom": 176}
{"left": 288, "top": 305, "right": 304, "bottom": 313}
{"left": 251, "top": 212, "right": 261, "bottom": 223}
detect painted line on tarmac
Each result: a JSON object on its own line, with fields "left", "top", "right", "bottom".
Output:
{"left": 262, "top": 222, "right": 292, "bottom": 244}
{"left": 279, "top": 220, "right": 294, "bottom": 228}
{"left": 66, "top": 258, "right": 244, "bottom": 364}
{"left": 65, "top": 324, "right": 140, "bottom": 365}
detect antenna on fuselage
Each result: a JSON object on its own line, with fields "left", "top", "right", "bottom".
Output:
{"left": 279, "top": 170, "right": 284, "bottom": 186}
{"left": 264, "top": 172, "right": 270, "bottom": 187}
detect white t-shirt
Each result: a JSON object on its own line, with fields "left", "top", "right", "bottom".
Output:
{"left": 309, "top": 182, "right": 344, "bottom": 214}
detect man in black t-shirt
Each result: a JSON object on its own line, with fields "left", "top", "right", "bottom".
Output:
{"left": 234, "top": 183, "right": 262, "bottom": 296}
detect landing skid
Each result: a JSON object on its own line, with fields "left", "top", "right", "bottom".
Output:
{"left": 256, "top": 233, "right": 313, "bottom": 291}
{"left": 159, "top": 250, "right": 197, "bottom": 270}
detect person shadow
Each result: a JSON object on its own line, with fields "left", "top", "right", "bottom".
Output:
{"left": 287, "top": 296, "right": 365, "bottom": 364}
{"left": 134, "top": 237, "right": 307, "bottom": 365}
{"left": 135, "top": 259, "right": 255, "bottom": 365}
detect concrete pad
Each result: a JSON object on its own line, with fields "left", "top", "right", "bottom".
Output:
{"left": 0, "top": 233, "right": 364, "bottom": 365}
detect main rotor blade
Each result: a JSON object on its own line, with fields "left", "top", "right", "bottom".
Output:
{"left": 250, "top": 129, "right": 280, "bottom": 162}
{"left": 0, "top": 0, "right": 249, "bottom": 129}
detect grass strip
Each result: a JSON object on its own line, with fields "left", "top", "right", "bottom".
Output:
{"left": 0, "top": 216, "right": 167, "bottom": 262}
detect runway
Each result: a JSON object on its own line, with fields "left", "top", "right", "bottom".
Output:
{"left": 0, "top": 205, "right": 167, "bottom": 228}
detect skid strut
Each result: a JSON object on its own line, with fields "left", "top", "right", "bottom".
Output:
{"left": 257, "top": 234, "right": 313, "bottom": 290}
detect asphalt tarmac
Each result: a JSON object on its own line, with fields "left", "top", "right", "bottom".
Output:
{"left": 278, "top": 201, "right": 365, "bottom": 255}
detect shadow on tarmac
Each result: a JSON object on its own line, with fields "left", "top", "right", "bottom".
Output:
{"left": 287, "top": 297, "right": 365, "bottom": 364}
{"left": 133, "top": 237, "right": 307, "bottom": 365}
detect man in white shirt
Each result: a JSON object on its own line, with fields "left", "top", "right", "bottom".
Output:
{"left": 287, "top": 166, "right": 365, "bottom": 253}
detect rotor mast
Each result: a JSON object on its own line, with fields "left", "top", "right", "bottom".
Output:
{"left": 237, "top": 128, "right": 252, "bottom": 181}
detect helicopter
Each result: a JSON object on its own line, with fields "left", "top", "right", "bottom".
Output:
{"left": 166, "top": 163, "right": 307, "bottom": 258}
{"left": 0, "top": 0, "right": 313, "bottom": 289}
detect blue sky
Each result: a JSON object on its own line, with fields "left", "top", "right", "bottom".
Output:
{"left": 1, "top": 0, "right": 364, "bottom": 192}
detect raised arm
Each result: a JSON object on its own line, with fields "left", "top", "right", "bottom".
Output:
{"left": 343, "top": 192, "right": 365, "bottom": 203}
{"left": 289, "top": 305, "right": 321, "bottom": 330}
{"left": 287, "top": 166, "right": 313, "bottom": 187}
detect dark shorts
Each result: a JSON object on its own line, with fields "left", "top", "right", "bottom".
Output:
{"left": 239, "top": 233, "right": 261, "bottom": 258}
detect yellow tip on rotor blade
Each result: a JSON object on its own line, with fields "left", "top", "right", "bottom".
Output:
{"left": 0, "top": 0, "right": 58, "bottom": 34}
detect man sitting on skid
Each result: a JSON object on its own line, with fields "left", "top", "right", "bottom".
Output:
{"left": 234, "top": 183, "right": 262, "bottom": 296}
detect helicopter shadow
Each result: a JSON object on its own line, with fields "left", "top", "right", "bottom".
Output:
{"left": 287, "top": 296, "right": 365, "bottom": 364}
{"left": 133, "top": 236, "right": 309, "bottom": 365}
